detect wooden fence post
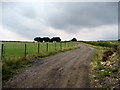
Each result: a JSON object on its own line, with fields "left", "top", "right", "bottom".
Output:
{"left": 1, "top": 44, "right": 4, "bottom": 60}
{"left": 55, "top": 43, "right": 57, "bottom": 51}
{"left": 38, "top": 42, "right": 40, "bottom": 54}
{"left": 46, "top": 43, "right": 48, "bottom": 52}
{"left": 25, "top": 44, "right": 27, "bottom": 57}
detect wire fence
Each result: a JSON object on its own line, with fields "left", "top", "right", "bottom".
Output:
{"left": 0, "top": 42, "right": 78, "bottom": 59}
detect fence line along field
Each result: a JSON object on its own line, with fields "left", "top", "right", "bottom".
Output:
{"left": 1, "top": 41, "right": 77, "bottom": 57}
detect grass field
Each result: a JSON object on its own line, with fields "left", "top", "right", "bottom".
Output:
{"left": 2, "top": 42, "right": 74, "bottom": 57}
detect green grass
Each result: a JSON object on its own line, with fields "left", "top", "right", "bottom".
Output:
{"left": 2, "top": 42, "right": 75, "bottom": 57}
{"left": 93, "top": 71, "right": 110, "bottom": 79}
{"left": 107, "top": 67, "right": 118, "bottom": 73}
{"left": 94, "top": 63, "right": 104, "bottom": 70}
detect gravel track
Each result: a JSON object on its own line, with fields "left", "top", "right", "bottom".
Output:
{"left": 3, "top": 44, "right": 95, "bottom": 88}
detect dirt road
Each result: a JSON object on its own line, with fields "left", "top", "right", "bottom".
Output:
{"left": 3, "top": 44, "right": 95, "bottom": 88}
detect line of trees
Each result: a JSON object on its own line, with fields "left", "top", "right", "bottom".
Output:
{"left": 34, "top": 37, "right": 77, "bottom": 42}
{"left": 34, "top": 37, "right": 61, "bottom": 42}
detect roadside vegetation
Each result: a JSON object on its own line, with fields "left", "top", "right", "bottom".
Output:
{"left": 79, "top": 41, "right": 120, "bottom": 88}
{"left": 2, "top": 41, "right": 79, "bottom": 83}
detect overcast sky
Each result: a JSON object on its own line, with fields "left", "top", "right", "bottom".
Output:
{"left": 0, "top": 1, "right": 118, "bottom": 41}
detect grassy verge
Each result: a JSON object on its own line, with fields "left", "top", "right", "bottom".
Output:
{"left": 2, "top": 45, "right": 80, "bottom": 83}
{"left": 79, "top": 41, "right": 120, "bottom": 88}
{"left": 80, "top": 41, "right": 118, "bottom": 48}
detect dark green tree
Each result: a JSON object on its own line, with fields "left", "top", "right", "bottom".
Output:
{"left": 34, "top": 37, "right": 43, "bottom": 42}
{"left": 43, "top": 37, "right": 50, "bottom": 42}
{"left": 71, "top": 38, "right": 77, "bottom": 41}
{"left": 50, "top": 37, "right": 61, "bottom": 42}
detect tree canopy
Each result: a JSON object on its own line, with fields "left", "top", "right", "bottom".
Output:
{"left": 34, "top": 37, "right": 43, "bottom": 42}
{"left": 43, "top": 37, "right": 50, "bottom": 42}
{"left": 50, "top": 37, "right": 61, "bottom": 42}
{"left": 34, "top": 37, "right": 61, "bottom": 42}
{"left": 71, "top": 38, "right": 77, "bottom": 41}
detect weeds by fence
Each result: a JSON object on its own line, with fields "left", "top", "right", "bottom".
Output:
{"left": 1, "top": 42, "right": 77, "bottom": 59}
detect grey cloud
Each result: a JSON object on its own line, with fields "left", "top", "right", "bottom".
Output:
{"left": 0, "top": 3, "right": 2, "bottom": 25}
{"left": 40, "top": 2, "right": 118, "bottom": 32}
{"left": 2, "top": 2, "right": 118, "bottom": 40}
{"left": 7, "top": 2, "right": 117, "bottom": 30}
